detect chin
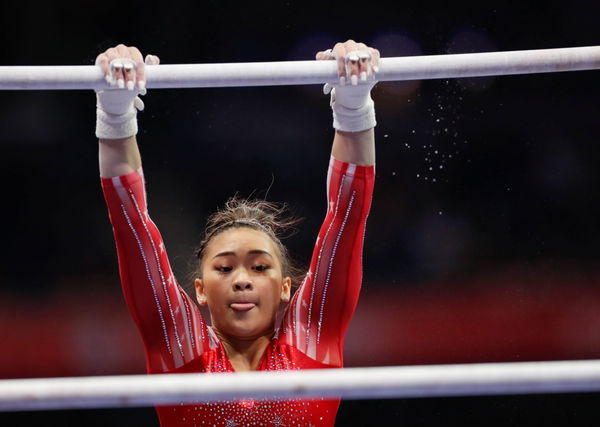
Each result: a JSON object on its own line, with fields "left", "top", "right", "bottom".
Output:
{"left": 227, "top": 320, "right": 273, "bottom": 339}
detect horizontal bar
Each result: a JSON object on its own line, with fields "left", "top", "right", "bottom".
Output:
{"left": 1, "top": 360, "right": 600, "bottom": 411}
{"left": 1, "top": 46, "right": 600, "bottom": 90}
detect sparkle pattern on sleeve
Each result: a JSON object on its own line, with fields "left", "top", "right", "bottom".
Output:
{"left": 120, "top": 203, "right": 172, "bottom": 355}
{"left": 180, "top": 290, "right": 196, "bottom": 349}
{"left": 278, "top": 157, "right": 374, "bottom": 367}
{"left": 317, "top": 190, "right": 356, "bottom": 344}
{"left": 102, "top": 170, "right": 212, "bottom": 371}
{"left": 305, "top": 172, "right": 346, "bottom": 349}
{"left": 128, "top": 190, "right": 186, "bottom": 360}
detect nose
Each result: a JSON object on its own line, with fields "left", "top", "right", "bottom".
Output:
{"left": 232, "top": 269, "right": 253, "bottom": 292}
{"left": 233, "top": 282, "right": 253, "bottom": 291}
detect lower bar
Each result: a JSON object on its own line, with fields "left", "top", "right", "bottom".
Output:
{"left": 1, "top": 360, "right": 600, "bottom": 411}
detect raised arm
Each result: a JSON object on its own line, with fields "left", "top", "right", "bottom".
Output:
{"left": 280, "top": 40, "right": 377, "bottom": 366}
{"left": 96, "top": 45, "right": 212, "bottom": 372}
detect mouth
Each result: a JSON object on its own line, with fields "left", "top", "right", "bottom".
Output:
{"left": 229, "top": 302, "right": 256, "bottom": 312}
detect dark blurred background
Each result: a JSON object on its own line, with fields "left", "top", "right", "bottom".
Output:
{"left": 1, "top": 0, "right": 600, "bottom": 425}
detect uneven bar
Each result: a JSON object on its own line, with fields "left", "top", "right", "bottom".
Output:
{"left": 0, "top": 46, "right": 599, "bottom": 90}
{"left": 1, "top": 359, "right": 600, "bottom": 411}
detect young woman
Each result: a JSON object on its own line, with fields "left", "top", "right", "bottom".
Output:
{"left": 97, "top": 40, "right": 378, "bottom": 426}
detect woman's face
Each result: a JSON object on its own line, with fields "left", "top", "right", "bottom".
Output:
{"left": 195, "top": 227, "right": 291, "bottom": 340}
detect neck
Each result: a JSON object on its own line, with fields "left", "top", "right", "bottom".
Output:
{"left": 215, "top": 329, "right": 275, "bottom": 372}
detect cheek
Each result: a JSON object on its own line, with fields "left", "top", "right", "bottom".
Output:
{"left": 264, "top": 276, "right": 284, "bottom": 301}
{"left": 201, "top": 273, "right": 228, "bottom": 302}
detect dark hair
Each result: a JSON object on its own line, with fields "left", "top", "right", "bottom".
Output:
{"left": 193, "top": 196, "right": 305, "bottom": 287}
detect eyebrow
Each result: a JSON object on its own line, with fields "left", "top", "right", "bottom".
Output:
{"left": 212, "top": 249, "right": 273, "bottom": 260}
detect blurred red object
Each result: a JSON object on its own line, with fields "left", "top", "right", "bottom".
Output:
{"left": 1, "top": 268, "right": 600, "bottom": 379}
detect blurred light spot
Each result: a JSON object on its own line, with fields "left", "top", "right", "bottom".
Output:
{"left": 536, "top": 139, "right": 582, "bottom": 193}
{"left": 446, "top": 30, "right": 497, "bottom": 92}
{"left": 288, "top": 33, "right": 339, "bottom": 98}
{"left": 288, "top": 33, "right": 339, "bottom": 61}
{"left": 369, "top": 31, "right": 423, "bottom": 100}
{"left": 410, "top": 212, "right": 471, "bottom": 276}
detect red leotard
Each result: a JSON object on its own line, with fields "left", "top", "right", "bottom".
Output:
{"left": 101, "top": 156, "right": 374, "bottom": 426}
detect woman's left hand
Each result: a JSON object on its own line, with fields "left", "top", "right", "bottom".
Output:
{"left": 316, "top": 39, "right": 380, "bottom": 86}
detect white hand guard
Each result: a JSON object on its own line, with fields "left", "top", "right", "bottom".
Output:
{"left": 95, "top": 58, "right": 146, "bottom": 140}
{"left": 324, "top": 50, "right": 377, "bottom": 132}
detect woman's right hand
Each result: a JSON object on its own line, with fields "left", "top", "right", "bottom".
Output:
{"left": 95, "top": 44, "right": 160, "bottom": 91}
{"left": 95, "top": 44, "right": 160, "bottom": 140}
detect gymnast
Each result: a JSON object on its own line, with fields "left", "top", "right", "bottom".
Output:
{"left": 97, "top": 40, "right": 378, "bottom": 426}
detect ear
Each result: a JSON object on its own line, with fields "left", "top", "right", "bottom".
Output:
{"left": 194, "top": 278, "right": 207, "bottom": 306}
{"left": 280, "top": 277, "right": 292, "bottom": 303}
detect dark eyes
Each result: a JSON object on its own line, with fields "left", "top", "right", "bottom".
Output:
{"left": 215, "top": 265, "right": 269, "bottom": 273}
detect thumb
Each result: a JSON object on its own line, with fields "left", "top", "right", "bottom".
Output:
{"left": 144, "top": 54, "right": 160, "bottom": 65}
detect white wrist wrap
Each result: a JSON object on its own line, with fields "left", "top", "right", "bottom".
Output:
{"left": 95, "top": 107, "right": 138, "bottom": 140}
{"left": 330, "top": 89, "right": 376, "bottom": 132}
{"left": 327, "top": 77, "right": 377, "bottom": 132}
{"left": 95, "top": 58, "right": 145, "bottom": 140}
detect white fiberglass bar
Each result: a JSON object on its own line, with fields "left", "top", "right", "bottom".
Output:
{"left": 1, "top": 46, "right": 600, "bottom": 91}
{"left": 1, "top": 360, "right": 600, "bottom": 411}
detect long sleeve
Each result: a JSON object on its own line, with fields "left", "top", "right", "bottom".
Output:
{"left": 279, "top": 156, "right": 375, "bottom": 367}
{"left": 101, "top": 168, "right": 214, "bottom": 373}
